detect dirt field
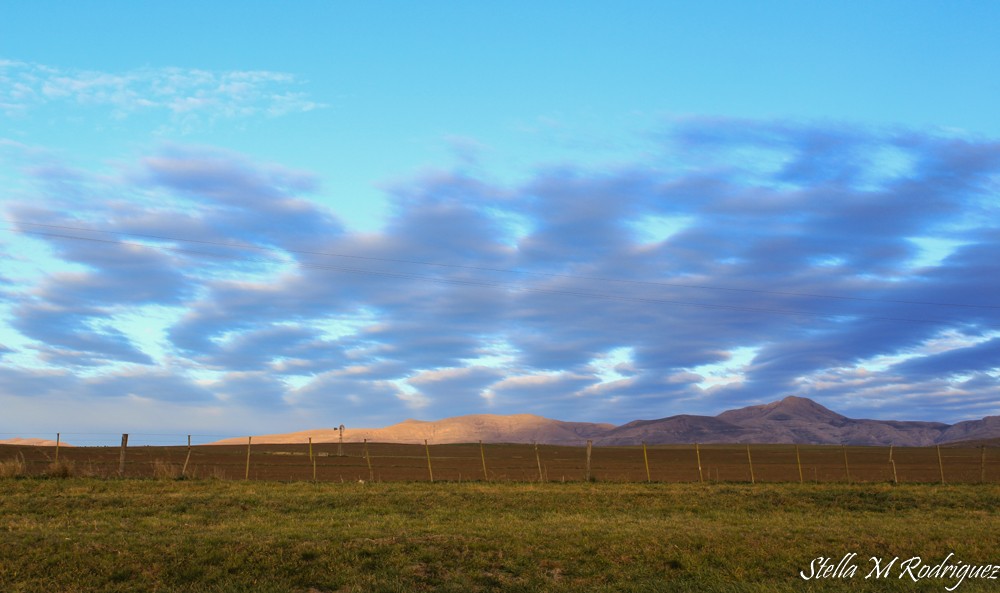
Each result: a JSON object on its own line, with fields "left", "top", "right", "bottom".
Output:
{"left": 3, "top": 441, "right": 997, "bottom": 483}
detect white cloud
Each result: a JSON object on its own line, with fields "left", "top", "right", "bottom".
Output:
{"left": 0, "top": 60, "right": 323, "bottom": 122}
{"left": 5, "top": 120, "right": 1000, "bottom": 430}
{"left": 690, "top": 346, "right": 758, "bottom": 390}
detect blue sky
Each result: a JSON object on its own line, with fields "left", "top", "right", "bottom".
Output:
{"left": 2, "top": 2, "right": 1000, "bottom": 443}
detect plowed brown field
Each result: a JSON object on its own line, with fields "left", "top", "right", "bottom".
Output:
{"left": 3, "top": 441, "right": 997, "bottom": 483}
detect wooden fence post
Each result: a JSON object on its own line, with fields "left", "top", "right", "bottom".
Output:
{"left": 245, "top": 436, "right": 252, "bottom": 481}
{"left": 55, "top": 433, "right": 61, "bottom": 463}
{"left": 746, "top": 444, "right": 755, "bottom": 484}
{"left": 534, "top": 443, "right": 544, "bottom": 482}
{"left": 309, "top": 437, "right": 316, "bottom": 481}
{"left": 585, "top": 440, "right": 593, "bottom": 482}
{"left": 479, "top": 440, "right": 489, "bottom": 481}
{"left": 363, "top": 439, "right": 373, "bottom": 481}
{"left": 795, "top": 445, "right": 803, "bottom": 484}
{"left": 695, "top": 443, "right": 703, "bottom": 483}
{"left": 937, "top": 445, "right": 945, "bottom": 484}
{"left": 425, "top": 439, "right": 434, "bottom": 483}
{"left": 118, "top": 433, "right": 129, "bottom": 477}
{"left": 642, "top": 442, "right": 651, "bottom": 482}
{"left": 182, "top": 435, "right": 193, "bottom": 478}
{"left": 889, "top": 444, "right": 898, "bottom": 485}
{"left": 842, "top": 445, "right": 851, "bottom": 484}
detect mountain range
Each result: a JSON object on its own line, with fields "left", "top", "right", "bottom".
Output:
{"left": 213, "top": 396, "right": 1000, "bottom": 447}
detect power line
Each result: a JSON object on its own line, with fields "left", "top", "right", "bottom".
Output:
{"left": 7, "top": 219, "right": 998, "bottom": 311}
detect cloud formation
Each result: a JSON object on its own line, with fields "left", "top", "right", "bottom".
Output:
{"left": 0, "top": 59, "right": 322, "bottom": 122}
{"left": 3, "top": 119, "right": 1000, "bottom": 434}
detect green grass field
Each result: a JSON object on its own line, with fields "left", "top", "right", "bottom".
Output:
{"left": 2, "top": 478, "right": 999, "bottom": 592}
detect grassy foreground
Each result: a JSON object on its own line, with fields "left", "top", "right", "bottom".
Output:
{"left": 1, "top": 479, "right": 999, "bottom": 592}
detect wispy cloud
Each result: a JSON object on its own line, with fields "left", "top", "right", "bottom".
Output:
{"left": 0, "top": 59, "right": 323, "bottom": 122}
{"left": 3, "top": 119, "right": 1000, "bottom": 432}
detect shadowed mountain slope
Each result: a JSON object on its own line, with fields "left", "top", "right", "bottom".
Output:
{"left": 602, "top": 396, "right": 951, "bottom": 446}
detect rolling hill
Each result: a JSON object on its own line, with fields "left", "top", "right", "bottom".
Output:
{"left": 212, "top": 414, "right": 613, "bottom": 446}
{"left": 211, "top": 396, "right": 1000, "bottom": 447}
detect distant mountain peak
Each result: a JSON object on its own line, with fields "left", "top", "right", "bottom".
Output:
{"left": 208, "top": 396, "right": 999, "bottom": 447}
{"left": 773, "top": 395, "right": 845, "bottom": 417}
{"left": 716, "top": 395, "right": 845, "bottom": 425}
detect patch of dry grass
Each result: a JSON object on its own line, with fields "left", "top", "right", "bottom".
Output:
{"left": 0, "top": 453, "right": 26, "bottom": 478}
{"left": 44, "top": 459, "right": 76, "bottom": 478}
{"left": 151, "top": 459, "right": 182, "bottom": 480}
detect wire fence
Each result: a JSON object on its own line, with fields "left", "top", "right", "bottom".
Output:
{"left": 1, "top": 435, "right": 998, "bottom": 484}
{"left": 0, "top": 433, "right": 234, "bottom": 447}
